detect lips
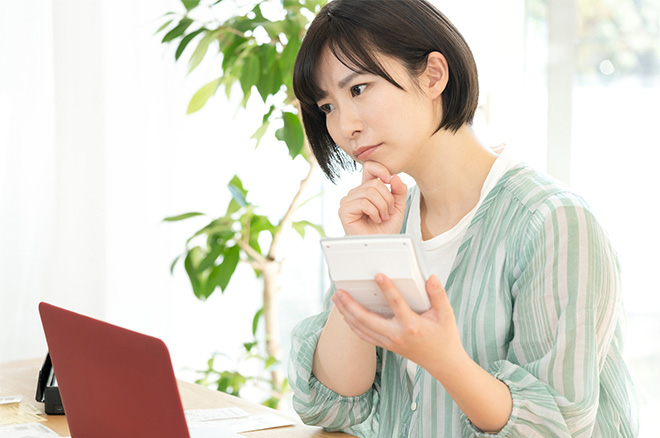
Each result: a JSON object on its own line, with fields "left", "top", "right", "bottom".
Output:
{"left": 354, "top": 143, "right": 382, "bottom": 161}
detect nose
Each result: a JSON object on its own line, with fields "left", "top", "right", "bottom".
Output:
{"left": 338, "top": 104, "right": 364, "bottom": 140}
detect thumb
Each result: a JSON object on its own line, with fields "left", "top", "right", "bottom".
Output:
{"left": 426, "top": 275, "right": 449, "bottom": 310}
{"left": 390, "top": 174, "right": 408, "bottom": 209}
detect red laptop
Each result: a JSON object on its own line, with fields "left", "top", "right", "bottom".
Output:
{"left": 39, "top": 302, "right": 236, "bottom": 438}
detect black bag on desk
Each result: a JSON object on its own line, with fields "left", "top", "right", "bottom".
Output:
{"left": 35, "top": 353, "right": 64, "bottom": 415}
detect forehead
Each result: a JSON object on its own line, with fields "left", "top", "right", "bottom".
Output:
{"left": 316, "top": 48, "right": 359, "bottom": 91}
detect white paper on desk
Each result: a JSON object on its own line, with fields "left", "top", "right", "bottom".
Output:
{"left": 0, "top": 396, "right": 22, "bottom": 405}
{"left": 194, "top": 413, "right": 295, "bottom": 433}
{"left": 185, "top": 407, "right": 248, "bottom": 423}
{"left": 189, "top": 425, "right": 242, "bottom": 438}
{"left": 0, "top": 423, "right": 59, "bottom": 437}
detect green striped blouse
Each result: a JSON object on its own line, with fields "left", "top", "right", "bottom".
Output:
{"left": 289, "top": 165, "right": 641, "bottom": 437}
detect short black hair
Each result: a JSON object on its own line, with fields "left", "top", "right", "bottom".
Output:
{"left": 294, "top": 0, "right": 479, "bottom": 182}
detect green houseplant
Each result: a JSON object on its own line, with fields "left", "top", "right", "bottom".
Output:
{"left": 157, "top": 0, "right": 327, "bottom": 408}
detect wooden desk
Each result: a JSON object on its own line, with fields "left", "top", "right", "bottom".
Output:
{"left": 0, "top": 359, "right": 353, "bottom": 437}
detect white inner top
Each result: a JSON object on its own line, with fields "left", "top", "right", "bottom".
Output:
{"left": 404, "top": 145, "right": 518, "bottom": 381}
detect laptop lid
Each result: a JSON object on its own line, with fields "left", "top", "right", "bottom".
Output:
{"left": 39, "top": 302, "right": 191, "bottom": 438}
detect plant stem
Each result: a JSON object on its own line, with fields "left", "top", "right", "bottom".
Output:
{"left": 261, "top": 156, "right": 317, "bottom": 408}
{"left": 268, "top": 159, "right": 318, "bottom": 259}
{"left": 262, "top": 260, "right": 282, "bottom": 406}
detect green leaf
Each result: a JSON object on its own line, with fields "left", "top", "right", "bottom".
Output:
{"left": 256, "top": 62, "right": 282, "bottom": 102}
{"left": 170, "top": 255, "right": 181, "bottom": 275}
{"left": 198, "top": 242, "right": 226, "bottom": 272}
{"left": 188, "top": 30, "right": 218, "bottom": 74}
{"left": 261, "top": 397, "right": 279, "bottom": 409}
{"left": 225, "top": 198, "right": 242, "bottom": 217}
{"left": 239, "top": 89, "right": 252, "bottom": 108}
{"left": 187, "top": 77, "right": 221, "bottom": 114}
{"left": 262, "top": 105, "right": 275, "bottom": 124}
{"left": 175, "top": 28, "right": 205, "bottom": 61}
{"left": 252, "top": 308, "right": 263, "bottom": 336}
{"left": 250, "top": 215, "right": 276, "bottom": 236}
{"left": 264, "top": 356, "right": 277, "bottom": 369}
{"left": 221, "top": 34, "right": 249, "bottom": 72}
{"left": 261, "top": 19, "right": 288, "bottom": 41}
{"left": 163, "top": 212, "right": 205, "bottom": 221}
{"left": 240, "top": 55, "right": 261, "bottom": 99}
{"left": 280, "top": 377, "right": 289, "bottom": 392}
{"left": 181, "top": 0, "right": 200, "bottom": 11}
{"left": 248, "top": 234, "right": 262, "bottom": 257}
{"left": 291, "top": 221, "right": 305, "bottom": 238}
{"left": 186, "top": 218, "right": 234, "bottom": 246}
{"left": 280, "top": 37, "right": 301, "bottom": 91}
{"left": 243, "top": 341, "right": 258, "bottom": 352}
{"left": 213, "top": 245, "right": 240, "bottom": 292}
{"left": 162, "top": 17, "right": 193, "bottom": 43}
{"left": 280, "top": 36, "right": 302, "bottom": 74}
{"left": 277, "top": 112, "right": 304, "bottom": 158}
{"left": 292, "top": 220, "right": 325, "bottom": 239}
{"left": 250, "top": 121, "right": 270, "bottom": 148}
{"left": 251, "top": 104, "right": 276, "bottom": 148}
{"left": 184, "top": 247, "right": 205, "bottom": 299}
{"left": 155, "top": 19, "right": 174, "bottom": 35}
{"left": 258, "top": 43, "right": 278, "bottom": 72}
{"left": 255, "top": 44, "right": 280, "bottom": 101}
{"left": 216, "top": 371, "right": 246, "bottom": 396}
{"left": 227, "top": 175, "right": 248, "bottom": 207}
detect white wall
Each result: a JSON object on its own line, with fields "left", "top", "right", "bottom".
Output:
{"left": 0, "top": 0, "right": 325, "bottom": 385}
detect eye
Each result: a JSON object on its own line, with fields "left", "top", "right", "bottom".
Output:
{"left": 318, "top": 103, "right": 334, "bottom": 114}
{"left": 350, "top": 84, "right": 367, "bottom": 97}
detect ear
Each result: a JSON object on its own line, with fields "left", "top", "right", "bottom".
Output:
{"left": 423, "top": 51, "right": 449, "bottom": 99}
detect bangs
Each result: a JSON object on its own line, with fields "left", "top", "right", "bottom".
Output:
{"left": 295, "top": 29, "right": 403, "bottom": 110}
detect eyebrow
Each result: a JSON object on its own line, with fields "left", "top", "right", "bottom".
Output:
{"left": 338, "top": 71, "right": 361, "bottom": 89}
{"left": 315, "top": 70, "right": 364, "bottom": 103}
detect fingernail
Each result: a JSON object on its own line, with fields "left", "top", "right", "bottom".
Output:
{"left": 375, "top": 273, "right": 385, "bottom": 283}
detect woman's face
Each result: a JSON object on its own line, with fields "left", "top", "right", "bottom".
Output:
{"left": 315, "top": 48, "right": 441, "bottom": 175}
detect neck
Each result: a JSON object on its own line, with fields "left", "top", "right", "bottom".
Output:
{"left": 407, "top": 125, "right": 497, "bottom": 238}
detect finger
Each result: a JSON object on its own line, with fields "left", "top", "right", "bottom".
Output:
{"left": 332, "top": 289, "right": 391, "bottom": 335}
{"left": 425, "top": 275, "right": 450, "bottom": 311}
{"left": 342, "top": 182, "right": 395, "bottom": 219}
{"left": 375, "top": 273, "right": 415, "bottom": 320}
{"left": 389, "top": 174, "right": 408, "bottom": 211}
{"left": 332, "top": 289, "right": 368, "bottom": 317}
{"left": 349, "top": 322, "right": 390, "bottom": 349}
{"left": 360, "top": 179, "right": 396, "bottom": 209}
{"left": 341, "top": 198, "right": 385, "bottom": 224}
{"left": 361, "top": 161, "right": 392, "bottom": 184}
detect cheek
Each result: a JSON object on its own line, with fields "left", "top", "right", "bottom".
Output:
{"left": 325, "top": 117, "right": 338, "bottom": 143}
{"left": 325, "top": 117, "right": 349, "bottom": 152}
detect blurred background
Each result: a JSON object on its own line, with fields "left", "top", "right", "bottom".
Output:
{"left": 1, "top": 0, "right": 658, "bottom": 434}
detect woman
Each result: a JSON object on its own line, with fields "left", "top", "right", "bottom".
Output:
{"left": 288, "top": 1, "right": 641, "bottom": 436}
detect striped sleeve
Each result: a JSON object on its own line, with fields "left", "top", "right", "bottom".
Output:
{"left": 462, "top": 193, "right": 627, "bottom": 437}
{"left": 288, "top": 286, "right": 380, "bottom": 433}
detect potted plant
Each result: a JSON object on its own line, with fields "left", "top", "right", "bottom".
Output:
{"left": 157, "top": 0, "right": 328, "bottom": 408}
